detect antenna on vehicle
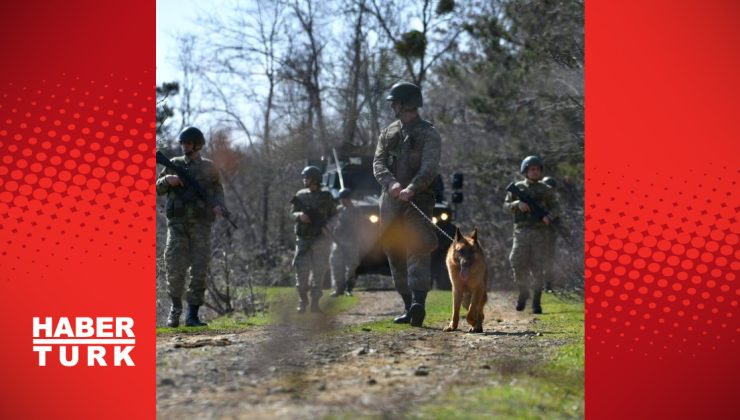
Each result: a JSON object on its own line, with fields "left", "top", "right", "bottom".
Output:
{"left": 332, "top": 147, "right": 345, "bottom": 190}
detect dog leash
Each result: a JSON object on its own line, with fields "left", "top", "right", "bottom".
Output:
{"left": 408, "top": 201, "right": 455, "bottom": 242}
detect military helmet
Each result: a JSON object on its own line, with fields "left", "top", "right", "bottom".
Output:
{"left": 178, "top": 127, "right": 206, "bottom": 147}
{"left": 338, "top": 188, "right": 352, "bottom": 199}
{"left": 386, "top": 82, "right": 423, "bottom": 108}
{"left": 301, "top": 166, "right": 322, "bottom": 183}
{"left": 542, "top": 176, "right": 557, "bottom": 188}
{"left": 520, "top": 155, "right": 544, "bottom": 174}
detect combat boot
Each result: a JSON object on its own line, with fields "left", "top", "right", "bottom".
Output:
{"left": 310, "top": 298, "right": 322, "bottom": 313}
{"left": 297, "top": 289, "right": 309, "bottom": 313}
{"left": 409, "top": 290, "right": 427, "bottom": 327}
{"left": 532, "top": 289, "right": 543, "bottom": 314}
{"left": 296, "top": 300, "right": 307, "bottom": 313}
{"left": 166, "top": 299, "right": 182, "bottom": 328}
{"left": 346, "top": 277, "right": 355, "bottom": 295}
{"left": 393, "top": 293, "right": 413, "bottom": 324}
{"left": 185, "top": 305, "right": 208, "bottom": 327}
{"left": 516, "top": 289, "right": 529, "bottom": 312}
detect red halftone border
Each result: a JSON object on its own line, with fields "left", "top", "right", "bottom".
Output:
{"left": 587, "top": 1, "right": 740, "bottom": 418}
{"left": 0, "top": 1, "right": 154, "bottom": 419}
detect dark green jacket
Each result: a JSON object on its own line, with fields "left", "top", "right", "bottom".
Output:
{"left": 156, "top": 154, "right": 224, "bottom": 223}
{"left": 503, "top": 179, "right": 560, "bottom": 228}
{"left": 290, "top": 188, "right": 337, "bottom": 238}
{"left": 373, "top": 116, "right": 442, "bottom": 199}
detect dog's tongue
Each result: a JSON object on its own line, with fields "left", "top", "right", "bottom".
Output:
{"left": 460, "top": 266, "right": 470, "bottom": 281}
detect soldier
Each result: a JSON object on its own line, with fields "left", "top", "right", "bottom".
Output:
{"left": 291, "top": 166, "right": 337, "bottom": 313}
{"left": 541, "top": 176, "right": 558, "bottom": 292}
{"left": 156, "top": 127, "right": 225, "bottom": 327}
{"left": 503, "top": 156, "right": 560, "bottom": 314}
{"left": 373, "top": 81, "right": 441, "bottom": 327}
{"left": 329, "top": 188, "right": 361, "bottom": 297}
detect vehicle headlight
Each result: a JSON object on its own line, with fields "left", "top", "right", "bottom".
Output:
{"left": 369, "top": 214, "right": 379, "bottom": 224}
{"left": 440, "top": 212, "right": 449, "bottom": 221}
{"left": 432, "top": 216, "right": 438, "bottom": 224}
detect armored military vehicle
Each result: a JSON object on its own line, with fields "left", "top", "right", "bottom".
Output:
{"left": 311, "top": 147, "right": 462, "bottom": 290}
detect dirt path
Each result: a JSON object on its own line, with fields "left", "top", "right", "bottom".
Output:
{"left": 157, "top": 291, "right": 564, "bottom": 419}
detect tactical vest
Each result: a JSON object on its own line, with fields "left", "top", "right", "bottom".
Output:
{"left": 293, "top": 189, "right": 335, "bottom": 238}
{"left": 513, "top": 181, "right": 551, "bottom": 228}
{"left": 383, "top": 119, "right": 436, "bottom": 197}
{"left": 165, "top": 158, "right": 217, "bottom": 222}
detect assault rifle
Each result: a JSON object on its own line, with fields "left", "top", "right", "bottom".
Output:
{"left": 506, "top": 183, "right": 571, "bottom": 245}
{"left": 156, "top": 150, "right": 238, "bottom": 229}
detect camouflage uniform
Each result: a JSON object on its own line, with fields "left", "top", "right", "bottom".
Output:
{"left": 373, "top": 116, "right": 441, "bottom": 295}
{"left": 156, "top": 155, "right": 224, "bottom": 307}
{"left": 503, "top": 180, "right": 560, "bottom": 298}
{"left": 291, "top": 188, "right": 337, "bottom": 304}
{"left": 330, "top": 203, "right": 361, "bottom": 294}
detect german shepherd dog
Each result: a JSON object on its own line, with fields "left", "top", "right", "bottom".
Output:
{"left": 443, "top": 228, "right": 488, "bottom": 333}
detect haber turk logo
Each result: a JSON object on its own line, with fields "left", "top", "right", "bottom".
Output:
{"left": 32, "top": 317, "right": 136, "bottom": 367}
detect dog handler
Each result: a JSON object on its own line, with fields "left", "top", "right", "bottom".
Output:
{"left": 373, "top": 81, "right": 442, "bottom": 327}
{"left": 503, "top": 155, "right": 560, "bottom": 314}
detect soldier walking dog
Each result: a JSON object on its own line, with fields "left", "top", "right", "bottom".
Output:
{"left": 373, "top": 81, "right": 442, "bottom": 327}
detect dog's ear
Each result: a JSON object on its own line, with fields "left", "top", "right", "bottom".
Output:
{"left": 454, "top": 228, "right": 462, "bottom": 242}
{"left": 470, "top": 228, "right": 478, "bottom": 243}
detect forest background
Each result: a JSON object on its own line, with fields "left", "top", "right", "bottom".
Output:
{"left": 155, "top": 0, "right": 584, "bottom": 318}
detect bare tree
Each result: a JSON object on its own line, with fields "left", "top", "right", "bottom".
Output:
{"left": 365, "top": 0, "right": 463, "bottom": 88}
{"left": 175, "top": 34, "right": 201, "bottom": 130}
{"left": 200, "top": 0, "right": 289, "bottom": 244}
{"left": 282, "top": 0, "right": 330, "bottom": 157}
{"left": 337, "top": 0, "right": 367, "bottom": 146}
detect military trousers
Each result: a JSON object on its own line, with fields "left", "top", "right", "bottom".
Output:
{"left": 330, "top": 242, "right": 360, "bottom": 293}
{"left": 509, "top": 226, "right": 550, "bottom": 292}
{"left": 293, "top": 235, "right": 332, "bottom": 299}
{"left": 164, "top": 219, "right": 213, "bottom": 306}
{"left": 380, "top": 192, "right": 438, "bottom": 294}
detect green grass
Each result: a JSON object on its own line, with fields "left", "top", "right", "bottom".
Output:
{"left": 412, "top": 375, "right": 583, "bottom": 419}
{"left": 346, "top": 289, "right": 452, "bottom": 334}
{"left": 157, "top": 287, "right": 359, "bottom": 334}
{"left": 157, "top": 287, "right": 584, "bottom": 417}
{"left": 415, "top": 293, "right": 584, "bottom": 419}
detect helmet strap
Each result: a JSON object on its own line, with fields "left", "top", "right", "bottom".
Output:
{"left": 181, "top": 141, "right": 202, "bottom": 157}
